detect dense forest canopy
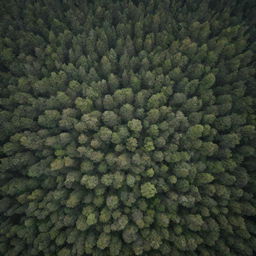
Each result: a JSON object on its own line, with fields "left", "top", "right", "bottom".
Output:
{"left": 0, "top": 0, "right": 256, "bottom": 255}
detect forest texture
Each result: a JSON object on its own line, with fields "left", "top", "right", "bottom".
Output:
{"left": 0, "top": 0, "right": 256, "bottom": 255}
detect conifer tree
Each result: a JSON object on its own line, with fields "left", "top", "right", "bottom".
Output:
{"left": 0, "top": 0, "right": 255, "bottom": 255}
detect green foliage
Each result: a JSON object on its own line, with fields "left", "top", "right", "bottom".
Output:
{"left": 128, "top": 119, "right": 143, "bottom": 133}
{"left": 140, "top": 182, "right": 157, "bottom": 199}
{"left": 195, "top": 173, "right": 215, "bottom": 185}
{"left": 126, "top": 137, "right": 138, "bottom": 152}
{"left": 102, "top": 111, "right": 119, "bottom": 127}
{"left": 81, "top": 175, "right": 99, "bottom": 189}
{"left": 0, "top": 1, "right": 255, "bottom": 256}
{"left": 106, "top": 195, "right": 119, "bottom": 210}
{"left": 97, "top": 233, "right": 111, "bottom": 250}
{"left": 38, "top": 110, "right": 61, "bottom": 128}
{"left": 75, "top": 97, "right": 93, "bottom": 114}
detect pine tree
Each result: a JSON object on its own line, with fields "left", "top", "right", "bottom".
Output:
{"left": 0, "top": 1, "right": 255, "bottom": 256}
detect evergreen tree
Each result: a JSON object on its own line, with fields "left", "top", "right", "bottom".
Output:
{"left": 0, "top": 1, "right": 255, "bottom": 256}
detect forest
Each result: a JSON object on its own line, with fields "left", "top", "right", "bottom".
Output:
{"left": 0, "top": 0, "right": 256, "bottom": 255}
